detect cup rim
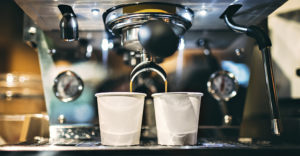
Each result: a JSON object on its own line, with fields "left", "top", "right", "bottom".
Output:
{"left": 95, "top": 92, "right": 146, "bottom": 97}
{"left": 152, "top": 92, "right": 203, "bottom": 97}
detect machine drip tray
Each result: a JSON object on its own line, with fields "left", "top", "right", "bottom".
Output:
{"left": 0, "top": 128, "right": 299, "bottom": 155}
{"left": 1, "top": 138, "right": 300, "bottom": 149}
{"left": 1, "top": 139, "right": 300, "bottom": 156}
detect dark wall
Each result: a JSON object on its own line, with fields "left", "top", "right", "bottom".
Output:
{"left": 0, "top": 0, "right": 24, "bottom": 73}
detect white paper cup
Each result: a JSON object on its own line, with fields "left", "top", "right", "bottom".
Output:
{"left": 152, "top": 92, "right": 203, "bottom": 145}
{"left": 95, "top": 92, "right": 146, "bottom": 146}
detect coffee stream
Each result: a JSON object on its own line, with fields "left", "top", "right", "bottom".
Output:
{"left": 129, "top": 80, "right": 168, "bottom": 92}
{"left": 164, "top": 80, "right": 168, "bottom": 93}
{"left": 130, "top": 81, "right": 133, "bottom": 92}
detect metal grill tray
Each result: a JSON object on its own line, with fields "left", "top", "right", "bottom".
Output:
{"left": 1, "top": 139, "right": 299, "bottom": 151}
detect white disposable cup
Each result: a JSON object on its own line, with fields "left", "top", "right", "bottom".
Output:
{"left": 152, "top": 92, "right": 203, "bottom": 145}
{"left": 95, "top": 92, "right": 146, "bottom": 146}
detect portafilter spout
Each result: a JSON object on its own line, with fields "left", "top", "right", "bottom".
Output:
{"left": 130, "top": 60, "right": 167, "bottom": 92}
{"left": 220, "top": 4, "right": 281, "bottom": 136}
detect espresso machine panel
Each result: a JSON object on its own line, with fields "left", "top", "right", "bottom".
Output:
{"left": 16, "top": 0, "right": 287, "bottom": 144}
{"left": 15, "top": 0, "right": 285, "bottom": 31}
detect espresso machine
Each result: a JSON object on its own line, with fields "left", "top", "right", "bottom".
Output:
{"left": 15, "top": 0, "right": 287, "bottom": 144}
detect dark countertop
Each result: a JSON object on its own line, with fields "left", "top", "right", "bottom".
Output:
{"left": 1, "top": 139, "right": 300, "bottom": 156}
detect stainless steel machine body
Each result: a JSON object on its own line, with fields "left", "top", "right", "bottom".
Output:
{"left": 16, "top": 0, "right": 287, "bottom": 143}
{"left": 35, "top": 31, "right": 104, "bottom": 142}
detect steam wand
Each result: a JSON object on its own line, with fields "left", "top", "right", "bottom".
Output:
{"left": 220, "top": 4, "right": 281, "bottom": 136}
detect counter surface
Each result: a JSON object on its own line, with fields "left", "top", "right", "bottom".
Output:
{"left": 1, "top": 139, "right": 299, "bottom": 156}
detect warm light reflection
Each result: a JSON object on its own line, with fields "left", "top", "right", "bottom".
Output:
{"left": 6, "top": 74, "right": 14, "bottom": 86}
